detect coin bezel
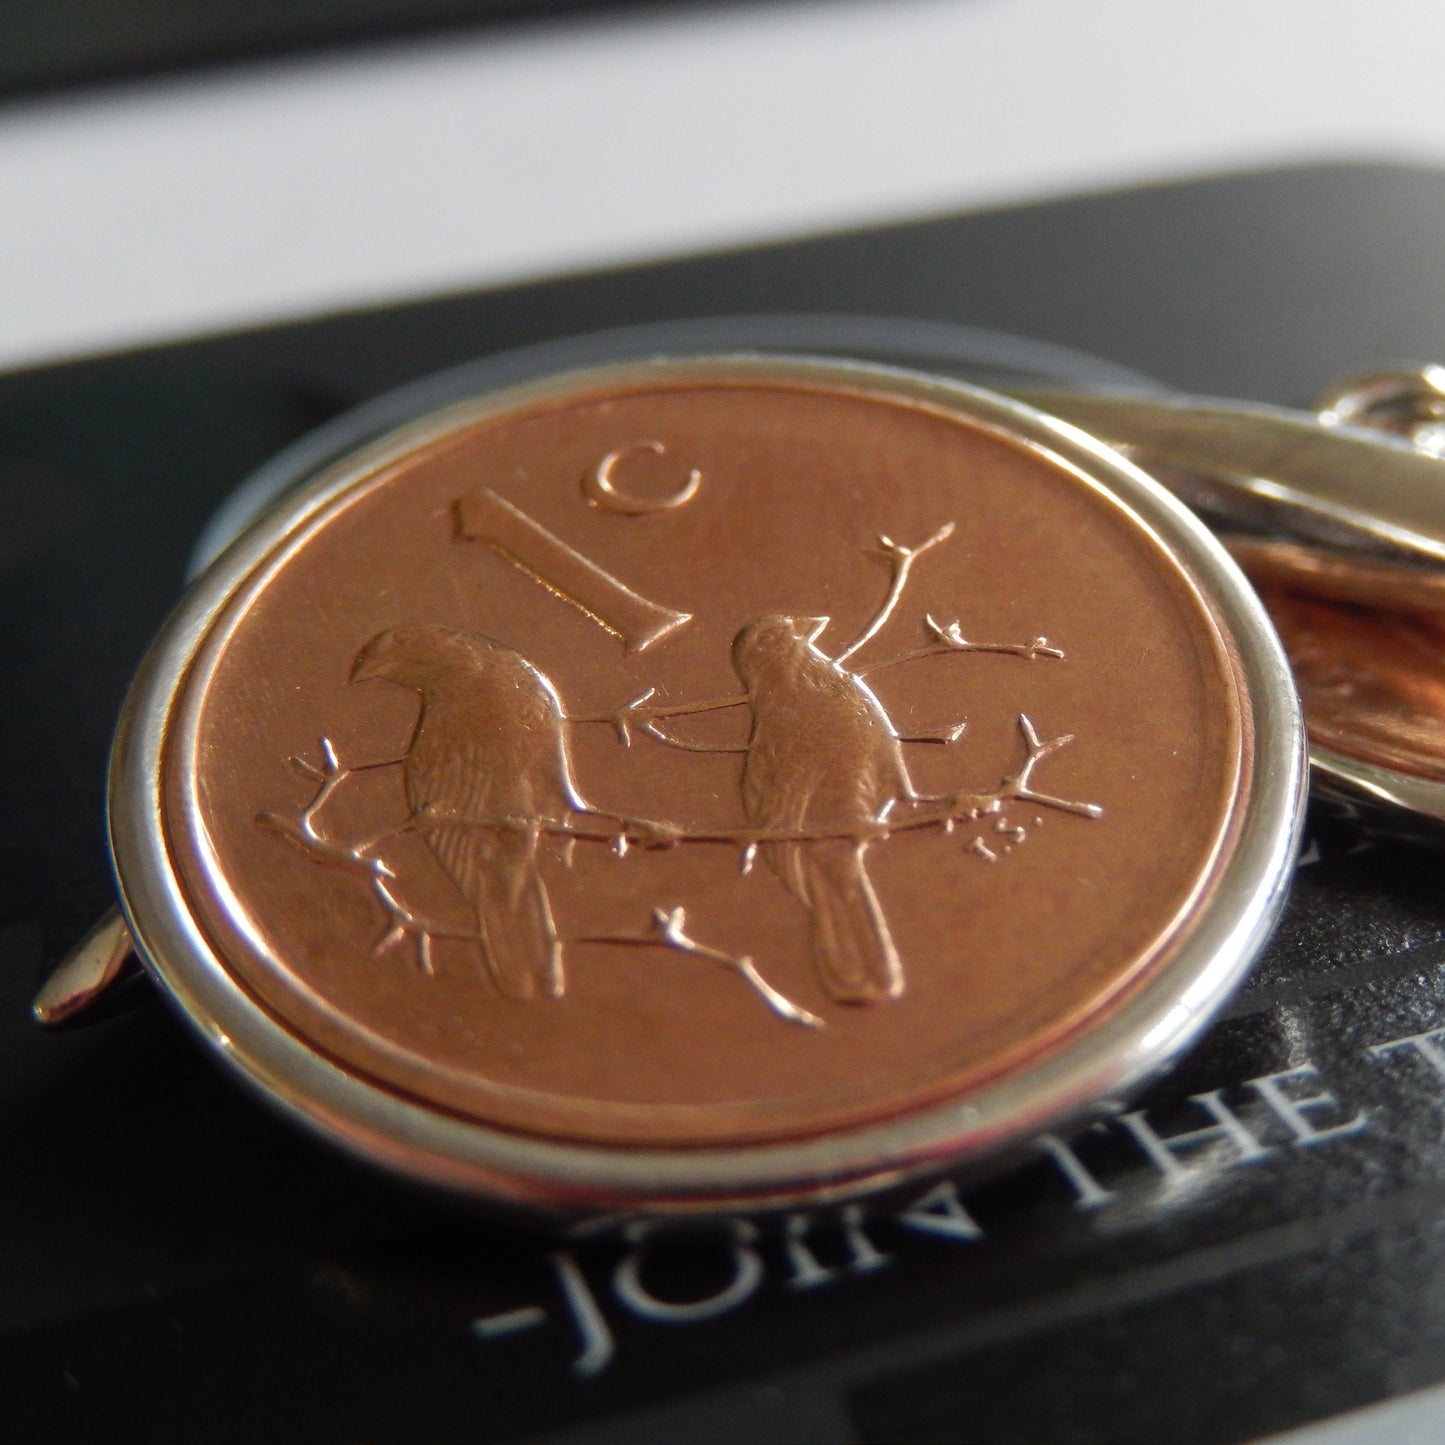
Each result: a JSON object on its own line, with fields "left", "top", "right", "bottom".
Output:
{"left": 1311, "top": 743, "right": 1445, "bottom": 836}
{"left": 109, "top": 355, "right": 1306, "bottom": 1215}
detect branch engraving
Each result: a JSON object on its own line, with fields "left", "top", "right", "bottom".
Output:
{"left": 259, "top": 499, "right": 1103, "bottom": 1029}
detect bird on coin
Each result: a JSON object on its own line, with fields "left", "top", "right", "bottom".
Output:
{"left": 731, "top": 614, "right": 908, "bottom": 1003}
{"left": 350, "top": 625, "right": 585, "bottom": 1000}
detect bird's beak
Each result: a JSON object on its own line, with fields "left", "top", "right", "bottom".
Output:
{"left": 350, "top": 644, "right": 383, "bottom": 683}
{"left": 803, "top": 616, "right": 830, "bottom": 643}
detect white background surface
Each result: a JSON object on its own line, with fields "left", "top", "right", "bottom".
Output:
{"left": 2, "top": 0, "right": 1443, "bottom": 371}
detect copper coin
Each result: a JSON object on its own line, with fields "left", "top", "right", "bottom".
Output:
{"left": 1255, "top": 587, "right": 1445, "bottom": 784}
{"left": 112, "top": 357, "right": 1303, "bottom": 1213}
{"left": 1227, "top": 537, "right": 1445, "bottom": 781}
{"left": 1227, "top": 536, "right": 1445, "bottom": 824}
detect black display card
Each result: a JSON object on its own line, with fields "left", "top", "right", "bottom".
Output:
{"left": 6, "top": 162, "right": 1445, "bottom": 1444}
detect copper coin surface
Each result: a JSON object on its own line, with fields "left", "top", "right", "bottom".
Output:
{"left": 1228, "top": 539, "right": 1445, "bottom": 786}
{"left": 116, "top": 357, "right": 1300, "bottom": 1209}
{"left": 1255, "top": 586, "right": 1445, "bottom": 784}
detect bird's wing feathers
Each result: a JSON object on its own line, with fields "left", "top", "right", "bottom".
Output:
{"left": 401, "top": 679, "right": 568, "bottom": 999}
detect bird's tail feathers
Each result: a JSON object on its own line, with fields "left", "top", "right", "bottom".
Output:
{"left": 779, "top": 840, "right": 903, "bottom": 1004}
{"left": 475, "top": 858, "right": 564, "bottom": 1001}
{"left": 430, "top": 824, "right": 563, "bottom": 1000}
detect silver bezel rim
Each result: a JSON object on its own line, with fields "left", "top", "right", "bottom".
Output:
{"left": 1311, "top": 743, "right": 1445, "bottom": 826}
{"left": 109, "top": 354, "right": 1307, "bottom": 1214}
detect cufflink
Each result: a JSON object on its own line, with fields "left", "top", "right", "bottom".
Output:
{"left": 41, "top": 330, "right": 1444, "bottom": 1221}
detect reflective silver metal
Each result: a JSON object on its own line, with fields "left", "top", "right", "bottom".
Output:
{"left": 1013, "top": 372, "right": 1445, "bottom": 838}
{"left": 1318, "top": 365, "right": 1445, "bottom": 458}
{"left": 102, "top": 356, "right": 1306, "bottom": 1218}
{"left": 1013, "top": 388, "right": 1445, "bottom": 566}
{"left": 1306, "top": 367, "right": 1445, "bottom": 830}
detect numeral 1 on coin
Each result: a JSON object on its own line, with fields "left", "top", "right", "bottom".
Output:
{"left": 453, "top": 486, "right": 692, "bottom": 653}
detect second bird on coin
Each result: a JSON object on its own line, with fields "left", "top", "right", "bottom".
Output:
{"left": 732, "top": 614, "right": 906, "bottom": 1005}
